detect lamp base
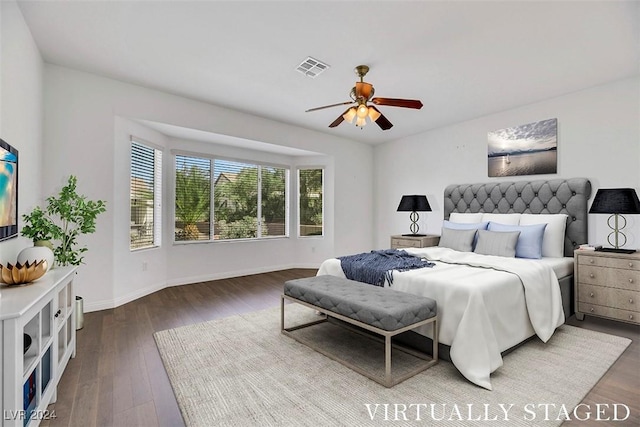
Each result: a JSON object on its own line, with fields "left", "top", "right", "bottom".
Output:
{"left": 595, "top": 247, "right": 636, "bottom": 254}
{"left": 402, "top": 233, "right": 427, "bottom": 237}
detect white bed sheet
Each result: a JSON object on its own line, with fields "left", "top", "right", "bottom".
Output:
{"left": 316, "top": 247, "right": 565, "bottom": 390}
{"left": 537, "top": 256, "right": 575, "bottom": 279}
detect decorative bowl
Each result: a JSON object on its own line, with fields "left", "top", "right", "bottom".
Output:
{"left": 0, "top": 260, "right": 48, "bottom": 285}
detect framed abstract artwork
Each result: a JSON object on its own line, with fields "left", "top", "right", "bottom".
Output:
{"left": 488, "top": 118, "right": 557, "bottom": 177}
{"left": 0, "top": 138, "right": 18, "bottom": 241}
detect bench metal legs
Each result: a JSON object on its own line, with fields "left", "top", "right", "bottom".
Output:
{"left": 281, "top": 294, "right": 438, "bottom": 388}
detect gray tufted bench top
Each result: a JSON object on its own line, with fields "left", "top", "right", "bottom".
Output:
{"left": 284, "top": 275, "right": 437, "bottom": 331}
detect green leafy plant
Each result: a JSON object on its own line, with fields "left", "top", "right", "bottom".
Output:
{"left": 21, "top": 176, "right": 106, "bottom": 266}
{"left": 175, "top": 165, "right": 210, "bottom": 240}
{"left": 21, "top": 206, "right": 56, "bottom": 244}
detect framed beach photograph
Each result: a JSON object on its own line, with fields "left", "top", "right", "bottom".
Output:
{"left": 488, "top": 118, "right": 557, "bottom": 177}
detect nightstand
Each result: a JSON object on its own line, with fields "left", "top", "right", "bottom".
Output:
{"left": 390, "top": 234, "right": 440, "bottom": 249}
{"left": 574, "top": 250, "right": 639, "bottom": 325}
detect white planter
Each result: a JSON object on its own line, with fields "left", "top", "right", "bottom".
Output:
{"left": 17, "top": 245, "right": 55, "bottom": 272}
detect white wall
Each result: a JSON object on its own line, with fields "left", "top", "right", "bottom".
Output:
{"left": 374, "top": 77, "right": 640, "bottom": 250}
{"left": 44, "top": 65, "right": 373, "bottom": 311}
{"left": 0, "top": 1, "right": 43, "bottom": 264}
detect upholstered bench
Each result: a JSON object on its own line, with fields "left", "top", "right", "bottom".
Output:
{"left": 281, "top": 275, "right": 438, "bottom": 387}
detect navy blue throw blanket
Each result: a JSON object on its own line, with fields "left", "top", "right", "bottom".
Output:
{"left": 338, "top": 249, "right": 434, "bottom": 287}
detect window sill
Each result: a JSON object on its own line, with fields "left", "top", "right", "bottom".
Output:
{"left": 172, "top": 236, "right": 291, "bottom": 245}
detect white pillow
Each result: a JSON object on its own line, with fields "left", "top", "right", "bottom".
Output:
{"left": 519, "top": 213, "right": 568, "bottom": 258}
{"left": 481, "top": 213, "right": 521, "bottom": 225}
{"left": 449, "top": 212, "right": 483, "bottom": 223}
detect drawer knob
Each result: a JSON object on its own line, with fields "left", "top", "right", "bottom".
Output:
{"left": 630, "top": 262, "right": 634, "bottom": 267}
{"left": 630, "top": 298, "right": 634, "bottom": 304}
{"left": 589, "top": 259, "right": 594, "bottom": 264}
{"left": 589, "top": 292, "right": 594, "bottom": 297}
{"left": 590, "top": 308, "right": 594, "bottom": 312}
{"left": 630, "top": 314, "right": 634, "bottom": 320}
{"left": 589, "top": 273, "right": 594, "bottom": 278}
{"left": 629, "top": 278, "right": 634, "bottom": 283}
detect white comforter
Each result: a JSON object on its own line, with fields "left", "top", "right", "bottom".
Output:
{"left": 317, "top": 247, "right": 565, "bottom": 390}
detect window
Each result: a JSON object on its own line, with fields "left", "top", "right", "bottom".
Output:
{"left": 174, "top": 154, "right": 288, "bottom": 242}
{"left": 130, "top": 139, "right": 162, "bottom": 250}
{"left": 214, "top": 159, "right": 259, "bottom": 240}
{"left": 260, "top": 166, "right": 287, "bottom": 237}
{"left": 175, "top": 155, "right": 211, "bottom": 241}
{"left": 298, "top": 168, "right": 323, "bottom": 237}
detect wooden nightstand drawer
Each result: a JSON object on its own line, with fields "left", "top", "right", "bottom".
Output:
{"left": 390, "top": 235, "right": 440, "bottom": 249}
{"left": 577, "top": 265, "right": 639, "bottom": 291}
{"left": 392, "top": 238, "right": 423, "bottom": 248}
{"left": 578, "top": 254, "right": 640, "bottom": 271}
{"left": 577, "top": 302, "right": 638, "bottom": 324}
{"left": 578, "top": 283, "right": 639, "bottom": 312}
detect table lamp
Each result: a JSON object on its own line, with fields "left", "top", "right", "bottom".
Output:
{"left": 397, "top": 195, "right": 431, "bottom": 236}
{"left": 589, "top": 188, "right": 640, "bottom": 253}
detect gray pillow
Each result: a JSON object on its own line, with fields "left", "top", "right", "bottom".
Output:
{"left": 473, "top": 230, "right": 521, "bottom": 257}
{"left": 438, "top": 228, "right": 477, "bottom": 252}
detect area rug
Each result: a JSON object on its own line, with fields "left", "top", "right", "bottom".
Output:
{"left": 154, "top": 304, "right": 631, "bottom": 427}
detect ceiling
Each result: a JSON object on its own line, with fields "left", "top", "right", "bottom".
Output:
{"left": 17, "top": 1, "right": 639, "bottom": 145}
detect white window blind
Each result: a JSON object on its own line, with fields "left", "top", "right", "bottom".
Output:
{"left": 130, "top": 139, "right": 162, "bottom": 250}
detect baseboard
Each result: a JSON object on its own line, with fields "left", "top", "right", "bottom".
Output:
{"left": 82, "top": 263, "right": 321, "bottom": 312}
{"left": 83, "top": 280, "right": 166, "bottom": 313}
{"left": 166, "top": 263, "right": 319, "bottom": 287}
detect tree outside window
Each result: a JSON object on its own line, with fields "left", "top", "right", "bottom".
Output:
{"left": 175, "top": 156, "right": 211, "bottom": 241}
{"left": 299, "top": 168, "right": 323, "bottom": 237}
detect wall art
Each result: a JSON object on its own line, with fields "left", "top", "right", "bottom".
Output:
{"left": 488, "top": 118, "right": 557, "bottom": 177}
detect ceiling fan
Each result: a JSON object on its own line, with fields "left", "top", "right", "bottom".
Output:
{"left": 305, "top": 65, "right": 423, "bottom": 130}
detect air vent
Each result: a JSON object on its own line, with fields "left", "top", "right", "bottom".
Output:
{"left": 296, "top": 57, "right": 330, "bottom": 78}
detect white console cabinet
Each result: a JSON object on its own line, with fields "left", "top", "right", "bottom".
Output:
{"left": 0, "top": 267, "right": 77, "bottom": 427}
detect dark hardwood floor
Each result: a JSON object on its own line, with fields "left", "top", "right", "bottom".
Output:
{"left": 43, "top": 269, "right": 638, "bottom": 427}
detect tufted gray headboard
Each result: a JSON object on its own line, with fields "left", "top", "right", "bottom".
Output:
{"left": 444, "top": 178, "right": 591, "bottom": 257}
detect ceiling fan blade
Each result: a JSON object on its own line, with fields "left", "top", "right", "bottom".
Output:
{"left": 355, "top": 82, "right": 374, "bottom": 100}
{"left": 369, "top": 106, "right": 393, "bottom": 130}
{"left": 305, "top": 101, "right": 353, "bottom": 113}
{"left": 328, "top": 108, "right": 352, "bottom": 128}
{"left": 371, "top": 97, "right": 423, "bottom": 109}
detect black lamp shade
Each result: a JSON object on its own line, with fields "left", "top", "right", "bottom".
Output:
{"left": 397, "top": 195, "right": 431, "bottom": 212}
{"left": 589, "top": 188, "right": 640, "bottom": 214}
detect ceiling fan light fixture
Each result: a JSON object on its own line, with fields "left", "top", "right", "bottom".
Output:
{"left": 343, "top": 107, "right": 357, "bottom": 123}
{"left": 367, "top": 107, "right": 381, "bottom": 122}
{"left": 305, "top": 65, "right": 421, "bottom": 131}
{"left": 356, "top": 103, "right": 369, "bottom": 119}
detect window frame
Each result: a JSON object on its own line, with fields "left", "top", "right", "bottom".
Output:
{"left": 171, "top": 150, "right": 290, "bottom": 244}
{"left": 130, "top": 136, "right": 163, "bottom": 251}
{"left": 297, "top": 167, "right": 324, "bottom": 238}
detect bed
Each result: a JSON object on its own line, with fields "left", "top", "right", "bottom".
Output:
{"left": 317, "top": 178, "right": 592, "bottom": 390}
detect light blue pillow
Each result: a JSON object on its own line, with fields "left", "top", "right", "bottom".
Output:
{"left": 487, "top": 222, "right": 547, "bottom": 259}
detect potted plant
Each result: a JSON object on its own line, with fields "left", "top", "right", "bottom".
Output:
{"left": 20, "top": 175, "right": 106, "bottom": 267}
{"left": 20, "top": 206, "right": 56, "bottom": 271}
{"left": 21, "top": 206, "right": 56, "bottom": 249}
